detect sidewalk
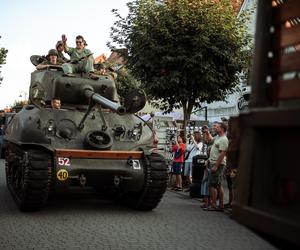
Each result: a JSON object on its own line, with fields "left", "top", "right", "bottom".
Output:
{"left": 167, "top": 184, "right": 232, "bottom": 213}
{"left": 167, "top": 186, "right": 298, "bottom": 250}
{"left": 167, "top": 173, "right": 230, "bottom": 208}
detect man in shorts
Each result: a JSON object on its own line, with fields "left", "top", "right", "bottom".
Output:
{"left": 202, "top": 122, "right": 228, "bottom": 211}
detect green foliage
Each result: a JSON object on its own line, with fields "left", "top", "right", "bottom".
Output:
{"left": 0, "top": 36, "right": 8, "bottom": 85}
{"left": 115, "top": 67, "right": 141, "bottom": 103}
{"left": 109, "top": 0, "right": 252, "bottom": 121}
{"left": 99, "top": 57, "right": 141, "bottom": 101}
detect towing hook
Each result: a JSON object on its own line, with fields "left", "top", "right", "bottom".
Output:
{"left": 114, "top": 176, "right": 120, "bottom": 187}
{"left": 127, "top": 156, "right": 133, "bottom": 166}
{"left": 79, "top": 174, "right": 86, "bottom": 187}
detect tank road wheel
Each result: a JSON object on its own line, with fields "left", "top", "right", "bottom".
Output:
{"left": 5, "top": 144, "right": 52, "bottom": 211}
{"left": 122, "top": 152, "right": 168, "bottom": 211}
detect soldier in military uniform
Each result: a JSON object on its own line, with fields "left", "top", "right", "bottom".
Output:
{"left": 61, "top": 34, "right": 97, "bottom": 79}
{"left": 36, "top": 49, "right": 61, "bottom": 70}
{"left": 55, "top": 40, "right": 69, "bottom": 63}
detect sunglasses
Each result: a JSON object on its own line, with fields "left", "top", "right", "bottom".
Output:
{"left": 76, "top": 41, "right": 83, "bottom": 44}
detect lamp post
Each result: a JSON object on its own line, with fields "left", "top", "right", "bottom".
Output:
{"left": 203, "top": 106, "right": 207, "bottom": 121}
{"left": 192, "top": 106, "right": 207, "bottom": 121}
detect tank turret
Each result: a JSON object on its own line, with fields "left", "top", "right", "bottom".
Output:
{"left": 4, "top": 63, "right": 168, "bottom": 211}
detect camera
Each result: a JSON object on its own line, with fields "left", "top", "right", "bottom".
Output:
{"left": 166, "top": 128, "right": 178, "bottom": 144}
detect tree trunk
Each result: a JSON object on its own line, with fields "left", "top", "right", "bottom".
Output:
{"left": 182, "top": 99, "right": 194, "bottom": 139}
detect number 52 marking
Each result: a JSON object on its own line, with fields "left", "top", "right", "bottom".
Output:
{"left": 57, "top": 157, "right": 71, "bottom": 166}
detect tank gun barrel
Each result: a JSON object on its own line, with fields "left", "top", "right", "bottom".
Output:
{"left": 84, "top": 88, "right": 126, "bottom": 115}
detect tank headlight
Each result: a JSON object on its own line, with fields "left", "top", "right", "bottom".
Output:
{"left": 48, "top": 125, "right": 54, "bottom": 131}
{"left": 127, "top": 123, "right": 142, "bottom": 140}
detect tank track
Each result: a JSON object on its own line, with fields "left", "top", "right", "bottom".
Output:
{"left": 5, "top": 143, "right": 52, "bottom": 211}
{"left": 123, "top": 152, "right": 168, "bottom": 211}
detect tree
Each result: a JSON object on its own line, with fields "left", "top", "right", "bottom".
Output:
{"left": 0, "top": 36, "right": 8, "bottom": 86}
{"left": 115, "top": 67, "right": 141, "bottom": 103}
{"left": 109, "top": 0, "right": 252, "bottom": 128}
{"left": 103, "top": 49, "right": 141, "bottom": 102}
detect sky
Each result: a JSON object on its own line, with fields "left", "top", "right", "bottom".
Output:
{"left": 0, "top": 0, "right": 129, "bottom": 109}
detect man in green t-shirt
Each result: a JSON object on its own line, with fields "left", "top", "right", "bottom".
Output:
{"left": 202, "top": 122, "right": 228, "bottom": 211}
{"left": 61, "top": 34, "right": 97, "bottom": 79}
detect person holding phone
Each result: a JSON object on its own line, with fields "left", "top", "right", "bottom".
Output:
{"left": 170, "top": 135, "right": 185, "bottom": 191}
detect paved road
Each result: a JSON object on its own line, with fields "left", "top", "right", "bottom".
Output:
{"left": 0, "top": 159, "right": 279, "bottom": 250}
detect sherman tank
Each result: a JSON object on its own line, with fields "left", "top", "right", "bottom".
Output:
{"left": 4, "top": 62, "right": 168, "bottom": 211}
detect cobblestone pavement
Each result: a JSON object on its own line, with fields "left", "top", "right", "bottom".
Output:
{"left": 0, "top": 159, "right": 279, "bottom": 250}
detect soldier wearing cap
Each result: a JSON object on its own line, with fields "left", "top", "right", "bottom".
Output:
{"left": 36, "top": 49, "right": 61, "bottom": 70}
{"left": 55, "top": 41, "right": 69, "bottom": 63}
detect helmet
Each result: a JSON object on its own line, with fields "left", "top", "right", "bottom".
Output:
{"left": 56, "top": 41, "right": 63, "bottom": 49}
{"left": 48, "top": 49, "right": 58, "bottom": 57}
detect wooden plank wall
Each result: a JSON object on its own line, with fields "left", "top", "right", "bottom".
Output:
{"left": 271, "top": 0, "right": 300, "bottom": 101}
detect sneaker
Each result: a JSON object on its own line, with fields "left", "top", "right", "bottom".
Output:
{"left": 203, "top": 206, "right": 218, "bottom": 211}
{"left": 63, "top": 73, "right": 76, "bottom": 77}
{"left": 175, "top": 187, "right": 183, "bottom": 191}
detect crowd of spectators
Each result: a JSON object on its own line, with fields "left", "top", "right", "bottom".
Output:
{"left": 168, "top": 118, "right": 236, "bottom": 213}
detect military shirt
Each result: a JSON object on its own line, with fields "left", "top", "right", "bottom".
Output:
{"left": 57, "top": 51, "right": 69, "bottom": 63}
{"left": 36, "top": 60, "right": 62, "bottom": 70}
{"left": 40, "top": 60, "right": 61, "bottom": 65}
{"left": 66, "top": 47, "right": 92, "bottom": 62}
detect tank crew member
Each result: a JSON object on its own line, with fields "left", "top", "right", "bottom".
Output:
{"left": 55, "top": 41, "right": 69, "bottom": 63}
{"left": 61, "top": 34, "right": 97, "bottom": 79}
{"left": 51, "top": 98, "right": 61, "bottom": 109}
{"left": 36, "top": 49, "right": 61, "bottom": 70}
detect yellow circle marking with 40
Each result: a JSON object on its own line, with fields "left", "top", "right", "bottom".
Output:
{"left": 57, "top": 169, "right": 69, "bottom": 181}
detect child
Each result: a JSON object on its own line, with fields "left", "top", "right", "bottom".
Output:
{"left": 170, "top": 135, "right": 185, "bottom": 191}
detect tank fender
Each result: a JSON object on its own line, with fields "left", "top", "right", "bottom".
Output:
{"left": 138, "top": 147, "right": 153, "bottom": 157}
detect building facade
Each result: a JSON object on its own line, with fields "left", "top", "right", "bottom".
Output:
{"left": 196, "top": 0, "right": 257, "bottom": 123}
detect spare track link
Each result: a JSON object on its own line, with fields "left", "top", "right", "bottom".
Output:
{"left": 6, "top": 143, "right": 52, "bottom": 211}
